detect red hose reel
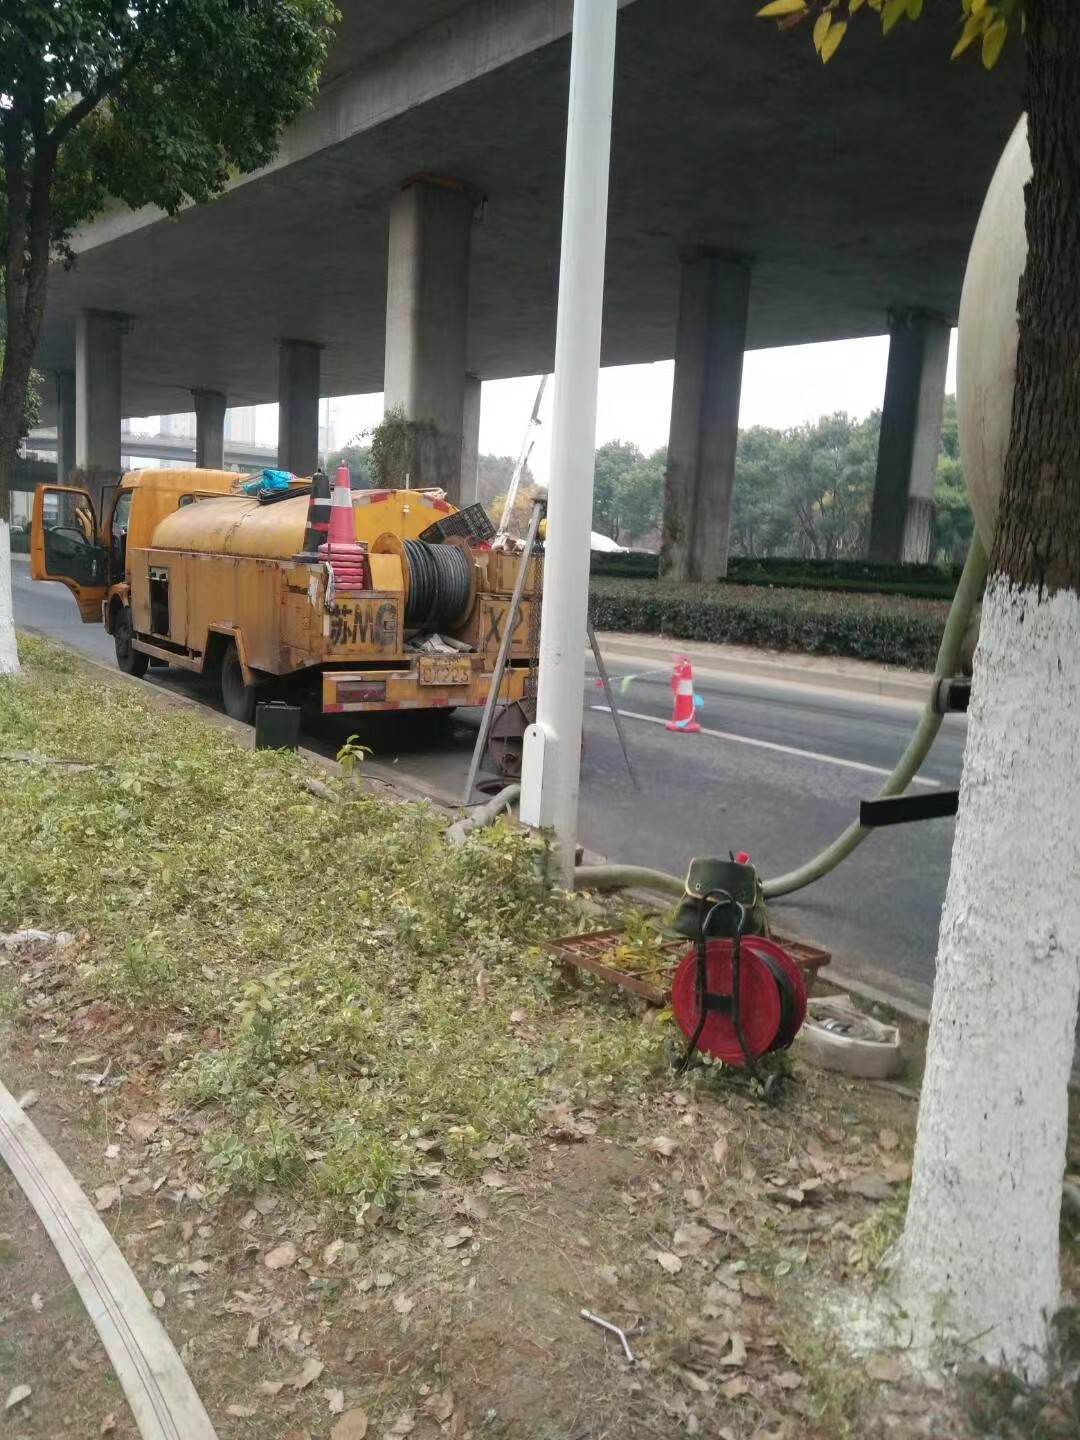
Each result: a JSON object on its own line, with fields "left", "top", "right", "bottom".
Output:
{"left": 671, "top": 935, "right": 808, "bottom": 1067}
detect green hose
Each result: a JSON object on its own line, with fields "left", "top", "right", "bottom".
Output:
{"left": 574, "top": 533, "right": 988, "bottom": 902}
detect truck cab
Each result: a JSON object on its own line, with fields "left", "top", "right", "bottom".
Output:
{"left": 31, "top": 470, "right": 239, "bottom": 672}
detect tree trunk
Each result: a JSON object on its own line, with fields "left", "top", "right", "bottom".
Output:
{"left": 897, "top": 0, "right": 1080, "bottom": 1376}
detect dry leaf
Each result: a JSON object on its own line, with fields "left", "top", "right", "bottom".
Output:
{"left": 878, "top": 1128, "right": 899, "bottom": 1152}
{"left": 374, "top": 1272, "right": 395, "bottom": 1289}
{"left": 775, "top": 1371, "right": 803, "bottom": 1390}
{"left": 845, "top": 1174, "right": 893, "bottom": 1202}
{"left": 647, "top": 1135, "right": 679, "bottom": 1158}
{"left": 480, "top": 1169, "right": 507, "bottom": 1189}
{"left": 866, "top": 1354, "right": 906, "bottom": 1384}
{"left": 4, "top": 1386, "right": 30, "bottom": 1411}
{"left": 245, "top": 1322, "right": 261, "bottom": 1350}
{"left": 393, "top": 1292, "right": 415, "bottom": 1315}
{"left": 254, "top": 1194, "right": 278, "bottom": 1215}
{"left": 290, "top": 1359, "right": 325, "bottom": 1391}
{"left": 323, "top": 1239, "right": 344, "bottom": 1266}
{"left": 30, "top": 1293, "right": 43, "bottom": 1312}
{"left": 257, "top": 1381, "right": 285, "bottom": 1397}
{"left": 882, "top": 1160, "right": 913, "bottom": 1184}
{"left": 424, "top": 1390, "right": 455, "bottom": 1422}
{"left": 187, "top": 1260, "right": 210, "bottom": 1276}
{"left": 596, "top": 1264, "right": 619, "bottom": 1287}
{"left": 17, "top": 1090, "right": 39, "bottom": 1110}
{"left": 383, "top": 1413, "right": 415, "bottom": 1437}
{"left": 128, "top": 1114, "right": 160, "bottom": 1143}
{"left": 443, "top": 1228, "right": 473, "bottom": 1249}
{"left": 151, "top": 1289, "right": 166, "bottom": 1309}
{"left": 94, "top": 1185, "right": 121, "bottom": 1212}
{"left": 326, "top": 1388, "right": 346, "bottom": 1414}
{"left": 227, "top": 1405, "right": 258, "bottom": 1418}
{"left": 673, "top": 1221, "right": 714, "bottom": 1257}
{"left": 100, "top": 1415, "right": 117, "bottom": 1435}
{"left": 331, "top": 1410, "right": 369, "bottom": 1440}
{"left": 655, "top": 1250, "right": 683, "bottom": 1275}
{"left": 721, "top": 1332, "right": 748, "bottom": 1367}
{"left": 720, "top": 1375, "right": 750, "bottom": 1400}
{"left": 264, "top": 1242, "right": 298, "bottom": 1270}
{"left": 680, "top": 1369, "right": 711, "bottom": 1394}
{"left": 711, "top": 1137, "right": 729, "bottom": 1166}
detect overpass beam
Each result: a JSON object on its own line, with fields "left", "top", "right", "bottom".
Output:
{"left": 660, "top": 253, "right": 751, "bottom": 582}
{"left": 868, "top": 310, "right": 950, "bottom": 563}
{"left": 278, "top": 340, "right": 321, "bottom": 477}
{"left": 193, "top": 389, "right": 227, "bottom": 470}
{"left": 75, "top": 311, "right": 125, "bottom": 508}
{"left": 384, "top": 178, "right": 473, "bottom": 499}
{"left": 460, "top": 374, "right": 482, "bottom": 507}
{"left": 55, "top": 370, "right": 76, "bottom": 484}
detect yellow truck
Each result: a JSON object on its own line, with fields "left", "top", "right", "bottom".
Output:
{"left": 31, "top": 470, "right": 540, "bottom": 725}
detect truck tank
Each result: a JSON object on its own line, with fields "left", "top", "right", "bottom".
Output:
{"left": 149, "top": 488, "right": 464, "bottom": 559}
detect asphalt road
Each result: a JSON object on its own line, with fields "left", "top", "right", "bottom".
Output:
{"left": 13, "top": 560, "right": 965, "bottom": 992}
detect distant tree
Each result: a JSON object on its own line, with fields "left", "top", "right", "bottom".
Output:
{"left": 325, "top": 442, "right": 374, "bottom": 489}
{"left": 491, "top": 482, "right": 546, "bottom": 538}
{"left": 617, "top": 446, "right": 666, "bottom": 545}
{"left": 933, "top": 396, "right": 973, "bottom": 563}
{"left": 0, "top": 0, "right": 337, "bottom": 674}
{"left": 592, "top": 439, "right": 642, "bottom": 541}
{"left": 476, "top": 453, "right": 537, "bottom": 513}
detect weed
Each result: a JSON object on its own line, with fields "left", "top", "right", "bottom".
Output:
{"left": 0, "top": 978, "right": 20, "bottom": 1023}
{"left": 0, "top": 644, "right": 664, "bottom": 1214}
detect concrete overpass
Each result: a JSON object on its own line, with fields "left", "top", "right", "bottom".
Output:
{"left": 25, "top": 428, "right": 276, "bottom": 472}
{"left": 33, "top": 0, "right": 1020, "bottom": 569}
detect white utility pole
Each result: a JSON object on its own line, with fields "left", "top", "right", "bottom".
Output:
{"left": 518, "top": 0, "right": 618, "bottom": 884}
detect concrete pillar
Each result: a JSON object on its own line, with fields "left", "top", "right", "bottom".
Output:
{"left": 277, "top": 340, "right": 321, "bottom": 476}
{"left": 55, "top": 370, "right": 76, "bottom": 484}
{"left": 868, "top": 310, "right": 950, "bottom": 564}
{"left": 75, "top": 312, "right": 124, "bottom": 510}
{"left": 193, "top": 389, "right": 227, "bottom": 470}
{"left": 384, "top": 178, "right": 473, "bottom": 498}
{"left": 459, "top": 374, "right": 482, "bottom": 506}
{"left": 660, "top": 253, "right": 751, "bottom": 582}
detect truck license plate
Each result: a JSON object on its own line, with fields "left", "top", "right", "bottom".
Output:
{"left": 418, "top": 655, "right": 471, "bottom": 686}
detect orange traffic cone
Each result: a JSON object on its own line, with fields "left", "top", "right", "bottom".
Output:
{"left": 319, "top": 465, "right": 369, "bottom": 590}
{"left": 666, "top": 656, "right": 701, "bottom": 733}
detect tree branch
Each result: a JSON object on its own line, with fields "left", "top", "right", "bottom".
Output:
{"left": 45, "top": 47, "right": 143, "bottom": 152}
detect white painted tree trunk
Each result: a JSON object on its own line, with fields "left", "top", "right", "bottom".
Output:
{"left": 897, "top": 577, "right": 1080, "bottom": 1376}
{"left": 0, "top": 520, "right": 20, "bottom": 676}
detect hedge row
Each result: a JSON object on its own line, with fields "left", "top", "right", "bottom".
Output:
{"left": 589, "top": 551, "right": 960, "bottom": 600}
{"left": 588, "top": 577, "right": 950, "bottom": 670}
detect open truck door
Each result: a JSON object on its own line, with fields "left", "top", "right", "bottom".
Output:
{"left": 30, "top": 485, "right": 107, "bottom": 622}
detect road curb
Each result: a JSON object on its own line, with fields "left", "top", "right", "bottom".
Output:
{"left": 596, "top": 633, "right": 933, "bottom": 706}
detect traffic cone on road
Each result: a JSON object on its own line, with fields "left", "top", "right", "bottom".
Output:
{"left": 666, "top": 656, "right": 701, "bottom": 733}
{"left": 319, "top": 465, "right": 369, "bottom": 590}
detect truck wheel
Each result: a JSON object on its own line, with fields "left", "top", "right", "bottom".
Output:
{"left": 113, "top": 606, "right": 149, "bottom": 678}
{"left": 220, "top": 640, "right": 259, "bottom": 724}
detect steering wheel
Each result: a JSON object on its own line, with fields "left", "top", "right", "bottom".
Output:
{"left": 48, "top": 525, "right": 92, "bottom": 556}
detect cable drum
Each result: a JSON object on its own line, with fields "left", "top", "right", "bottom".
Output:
{"left": 401, "top": 540, "right": 473, "bottom": 630}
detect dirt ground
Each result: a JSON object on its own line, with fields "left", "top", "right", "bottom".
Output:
{"left": 3, "top": 934, "right": 1076, "bottom": 1440}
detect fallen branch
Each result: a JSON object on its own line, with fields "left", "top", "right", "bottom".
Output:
{"left": 0, "top": 750, "right": 97, "bottom": 772}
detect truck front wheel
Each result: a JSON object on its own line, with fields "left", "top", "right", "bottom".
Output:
{"left": 220, "top": 640, "right": 259, "bottom": 724}
{"left": 113, "top": 606, "right": 149, "bottom": 678}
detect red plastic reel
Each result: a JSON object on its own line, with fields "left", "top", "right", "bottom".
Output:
{"left": 670, "top": 938, "right": 783, "bottom": 1065}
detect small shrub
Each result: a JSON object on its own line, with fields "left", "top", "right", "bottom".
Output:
{"left": 589, "top": 578, "right": 948, "bottom": 669}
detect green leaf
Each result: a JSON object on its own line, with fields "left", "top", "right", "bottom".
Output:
{"left": 820, "top": 17, "right": 848, "bottom": 60}
{"left": 849, "top": 0, "right": 867, "bottom": 12}
{"left": 951, "top": 11, "right": 985, "bottom": 57}
{"left": 756, "top": 0, "right": 809, "bottom": 16}
{"left": 813, "top": 11, "right": 832, "bottom": 52}
{"left": 906, "top": 0, "right": 923, "bottom": 17}
{"left": 981, "top": 16, "right": 1008, "bottom": 66}
{"left": 881, "top": 0, "right": 908, "bottom": 32}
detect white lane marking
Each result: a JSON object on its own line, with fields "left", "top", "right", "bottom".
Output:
{"left": 589, "top": 705, "right": 942, "bottom": 788}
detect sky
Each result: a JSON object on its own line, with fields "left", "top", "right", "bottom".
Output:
{"left": 251, "top": 329, "right": 959, "bottom": 485}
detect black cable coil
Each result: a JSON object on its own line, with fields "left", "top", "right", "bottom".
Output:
{"left": 402, "top": 540, "right": 472, "bottom": 630}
